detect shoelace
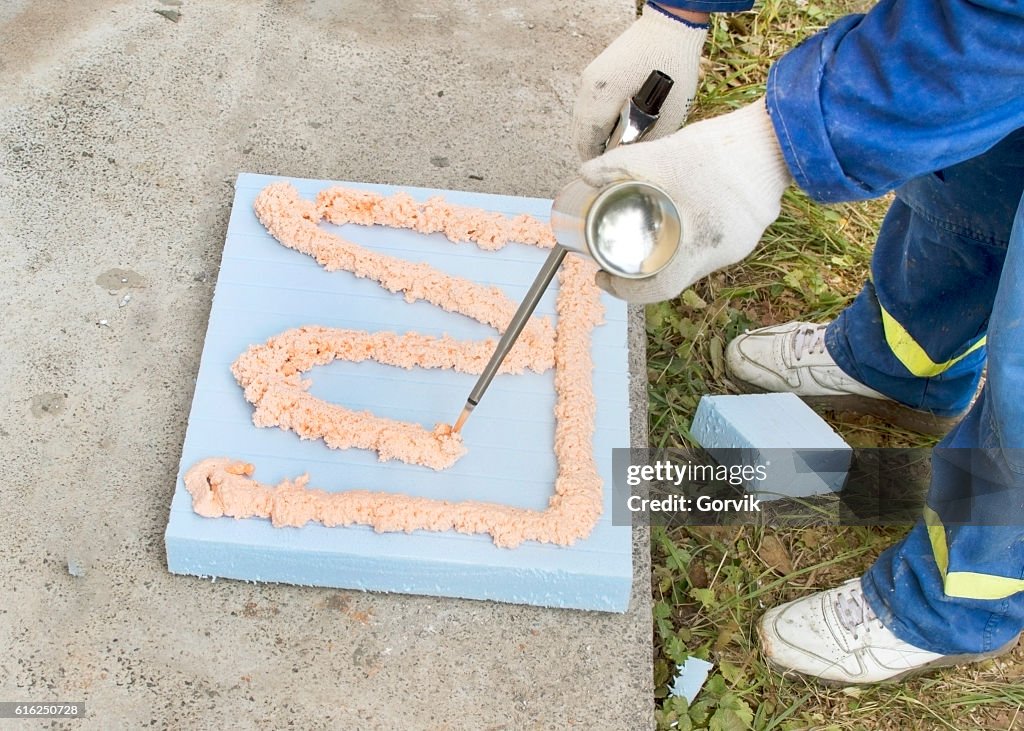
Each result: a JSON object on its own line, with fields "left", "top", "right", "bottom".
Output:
{"left": 834, "top": 586, "right": 884, "bottom": 642}
{"left": 792, "top": 324, "right": 828, "bottom": 362}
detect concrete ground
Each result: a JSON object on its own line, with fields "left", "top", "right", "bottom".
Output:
{"left": 0, "top": 1, "right": 652, "bottom": 729}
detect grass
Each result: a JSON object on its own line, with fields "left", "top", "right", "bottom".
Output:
{"left": 643, "top": 1, "right": 1024, "bottom": 729}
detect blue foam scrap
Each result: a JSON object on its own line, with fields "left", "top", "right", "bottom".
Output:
{"left": 164, "top": 173, "right": 632, "bottom": 611}
{"left": 669, "top": 657, "right": 714, "bottom": 703}
{"left": 690, "top": 393, "right": 852, "bottom": 500}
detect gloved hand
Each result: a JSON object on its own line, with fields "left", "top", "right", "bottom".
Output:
{"left": 581, "top": 97, "right": 793, "bottom": 304}
{"left": 572, "top": 3, "right": 708, "bottom": 162}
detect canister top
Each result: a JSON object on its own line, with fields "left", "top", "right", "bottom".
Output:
{"left": 586, "top": 181, "right": 681, "bottom": 279}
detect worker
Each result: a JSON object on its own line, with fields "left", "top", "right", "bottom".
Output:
{"left": 573, "top": 0, "right": 1024, "bottom": 684}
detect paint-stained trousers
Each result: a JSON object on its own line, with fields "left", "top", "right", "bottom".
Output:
{"left": 824, "top": 128, "right": 1024, "bottom": 655}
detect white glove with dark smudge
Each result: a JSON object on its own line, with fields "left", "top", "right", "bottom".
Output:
{"left": 581, "top": 97, "right": 793, "bottom": 304}
{"left": 572, "top": 4, "right": 707, "bottom": 162}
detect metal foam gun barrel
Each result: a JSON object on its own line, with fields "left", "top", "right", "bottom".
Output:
{"left": 453, "top": 71, "right": 680, "bottom": 433}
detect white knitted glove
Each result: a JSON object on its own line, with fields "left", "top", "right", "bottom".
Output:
{"left": 581, "top": 97, "right": 793, "bottom": 304}
{"left": 572, "top": 4, "right": 707, "bottom": 161}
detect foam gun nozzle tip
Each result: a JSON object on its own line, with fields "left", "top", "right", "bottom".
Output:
{"left": 453, "top": 405, "right": 472, "bottom": 434}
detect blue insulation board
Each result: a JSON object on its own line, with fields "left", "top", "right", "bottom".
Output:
{"left": 165, "top": 172, "right": 633, "bottom": 612}
{"left": 690, "top": 393, "right": 851, "bottom": 500}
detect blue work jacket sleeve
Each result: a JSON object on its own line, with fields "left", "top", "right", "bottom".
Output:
{"left": 651, "top": 0, "right": 754, "bottom": 14}
{"left": 767, "top": 0, "right": 1024, "bottom": 203}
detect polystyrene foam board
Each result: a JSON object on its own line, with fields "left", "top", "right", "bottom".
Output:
{"left": 164, "top": 172, "right": 632, "bottom": 611}
{"left": 690, "top": 393, "right": 851, "bottom": 500}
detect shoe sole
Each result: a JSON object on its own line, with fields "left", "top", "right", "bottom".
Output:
{"left": 760, "top": 634, "right": 1020, "bottom": 686}
{"left": 730, "top": 377, "right": 962, "bottom": 437}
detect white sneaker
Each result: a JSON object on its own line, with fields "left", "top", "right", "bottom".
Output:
{"left": 726, "top": 321, "right": 883, "bottom": 398}
{"left": 758, "top": 578, "right": 1015, "bottom": 684}
{"left": 725, "top": 321, "right": 960, "bottom": 435}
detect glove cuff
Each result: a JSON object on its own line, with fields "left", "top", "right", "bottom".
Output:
{"left": 722, "top": 97, "right": 793, "bottom": 200}
{"left": 634, "top": 4, "right": 710, "bottom": 70}
{"left": 645, "top": 1, "right": 710, "bottom": 29}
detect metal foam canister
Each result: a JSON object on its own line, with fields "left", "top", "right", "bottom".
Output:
{"left": 550, "top": 178, "right": 681, "bottom": 279}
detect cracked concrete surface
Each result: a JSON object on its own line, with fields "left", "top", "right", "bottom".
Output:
{"left": 0, "top": 1, "right": 652, "bottom": 728}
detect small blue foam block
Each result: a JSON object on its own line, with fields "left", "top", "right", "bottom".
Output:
{"left": 164, "top": 173, "right": 632, "bottom": 611}
{"left": 690, "top": 393, "right": 851, "bottom": 500}
{"left": 669, "top": 657, "right": 715, "bottom": 703}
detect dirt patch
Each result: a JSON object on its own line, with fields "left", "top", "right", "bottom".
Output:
{"left": 0, "top": 1, "right": 128, "bottom": 86}
{"left": 30, "top": 391, "right": 66, "bottom": 417}
{"left": 95, "top": 267, "right": 147, "bottom": 290}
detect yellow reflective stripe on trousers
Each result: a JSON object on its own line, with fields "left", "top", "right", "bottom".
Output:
{"left": 923, "top": 506, "right": 1024, "bottom": 600}
{"left": 879, "top": 305, "right": 986, "bottom": 377}
{"left": 924, "top": 506, "right": 949, "bottom": 576}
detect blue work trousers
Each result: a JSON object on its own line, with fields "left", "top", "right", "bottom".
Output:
{"left": 824, "top": 129, "right": 1024, "bottom": 654}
